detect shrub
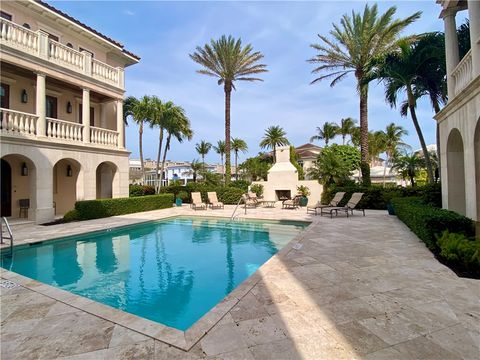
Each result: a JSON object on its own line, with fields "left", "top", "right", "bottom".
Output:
{"left": 63, "top": 209, "right": 80, "bottom": 222}
{"left": 129, "top": 184, "right": 155, "bottom": 197}
{"left": 437, "top": 231, "right": 479, "bottom": 273}
{"left": 74, "top": 194, "right": 174, "bottom": 220}
{"left": 391, "top": 197, "right": 475, "bottom": 250}
{"left": 229, "top": 180, "right": 250, "bottom": 192}
{"left": 250, "top": 183, "right": 264, "bottom": 197}
{"left": 217, "top": 187, "right": 244, "bottom": 204}
{"left": 177, "top": 191, "right": 190, "bottom": 203}
{"left": 297, "top": 185, "right": 310, "bottom": 197}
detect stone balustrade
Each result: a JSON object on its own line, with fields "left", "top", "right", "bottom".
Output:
{"left": 452, "top": 50, "right": 473, "bottom": 96}
{"left": 90, "top": 126, "right": 119, "bottom": 147}
{"left": 46, "top": 117, "right": 84, "bottom": 143}
{"left": 0, "top": 18, "right": 124, "bottom": 89}
{"left": 0, "top": 108, "right": 38, "bottom": 136}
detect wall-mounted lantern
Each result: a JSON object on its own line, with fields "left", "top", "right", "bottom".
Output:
{"left": 21, "top": 162, "right": 28, "bottom": 176}
{"left": 66, "top": 165, "right": 73, "bottom": 177}
{"left": 21, "top": 89, "right": 28, "bottom": 103}
{"left": 66, "top": 101, "right": 72, "bottom": 113}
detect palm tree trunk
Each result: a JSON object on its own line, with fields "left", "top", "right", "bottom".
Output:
{"left": 383, "top": 152, "right": 389, "bottom": 187}
{"left": 359, "top": 84, "right": 371, "bottom": 186}
{"left": 273, "top": 144, "right": 276, "bottom": 163}
{"left": 407, "top": 87, "right": 434, "bottom": 183}
{"left": 433, "top": 101, "right": 441, "bottom": 182}
{"left": 343, "top": 135, "right": 346, "bottom": 145}
{"left": 155, "top": 128, "right": 164, "bottom": 193}
{"left": 221, "top": 153, "right": 224, "bottom": 183}
{"left": 224, "top": 84, "right": 232, "bottom": 184}
{"left": 235, "top": 151, "right": 238, "bottom": 180}
{"left": 139, "top": 121, "right": 145, "bottom": 184}
{"left": 159, "top": 134, "right": 171, "bottom": 190}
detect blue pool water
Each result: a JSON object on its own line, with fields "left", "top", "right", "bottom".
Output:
{"left": 1, "top": 217, "right": 308, "bottom": 330}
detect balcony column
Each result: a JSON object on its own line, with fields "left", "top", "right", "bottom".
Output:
{"left": 116, "top": 99, "right": 124, "bottom": 148}
{"left": 443, "top": 9, "right": 460, "bottom": 99}
{"left": 469, "top": 0, "right": 480, "bottom": 76}
{"left": 35, "top": 73, "right": 46, "bottom": 137}
{"left": 82, "top": 88, "right": 90, "bottom": 143}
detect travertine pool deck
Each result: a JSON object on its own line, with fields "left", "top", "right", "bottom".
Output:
{"left": 1, "top": 205, "right": 479, "bottom": 359}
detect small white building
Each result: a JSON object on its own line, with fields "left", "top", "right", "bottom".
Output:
{"left": 144, "top": 162, "right": 218, "bottom": 186}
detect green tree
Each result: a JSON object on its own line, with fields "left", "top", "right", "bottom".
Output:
{"left": 213, "top": 140, "right": 226, "bottom": 182}
{"left": 338, "top": 117, "right": 357, "bottom": 145}
{"left": 259, "top": 125, "right": 290, "bottom": 162}
{"left": 231, "top": 137, "right": 248, "bottom": 180}
{"left": 290, "top": 146, "right": 305, "bottom": 180}
{"left": 190, "top": 35, "right": 267, "bottom": 184}
{"left": 239, "top": 154, "right": 272, "bottom": 181}
{"left": 310, "top": 122, "right": 339, "bottom": 146}
{"left": 147, "top": 96, "right": 165, "bottom": 191}
{"left": 348, "top": 126, "right": 361, "bottom": 148}
{"left": 321, "top": 144, "right": 360, "bottom": 172}
{"left": 368, "top": 131, "right": 387, "bottom": 165}
{"left": 391, "top": 152, "right": 425, "bottom": 187}
{"left": 309, "top": 4, "right": 421, "bottom": 186}
{"left": 308, "top": 151, "right": 352, "bottom": 188}
{"left": 195, "top": 140, "right": 212, "bottom": 171}
{"left": 186, "top": 159, "right": 203, "bottom": 183}
{"left": 383, "top": 123, "right": 409, "bottom": 186}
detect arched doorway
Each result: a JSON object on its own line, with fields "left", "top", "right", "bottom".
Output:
{"left": 53, "top": 159, "right": 81, "bottom": 216}
{"left": 1, "top": 154, "right": 36, "bottom": 219}
{"left": 475, "top": 119, "right": 480, "bottom": 222}
{"left": 96, "top": 162, "right": 117, "bottom": 199}
{"left": 446, "top": 128, "right": 466, "bottom": 215}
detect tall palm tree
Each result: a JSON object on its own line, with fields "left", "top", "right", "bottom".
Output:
{"left": 368, "top": 131, "right": 387, "bottom": 166}
{"left": 124, "top": 95, "right": 152, "bottom": 183}
{"left": 309, "top": 4, "right": 421, "bottom": 186}
{"left": 375, "top": 40, "right": 437, "bottom": 183}
{"left": 338, "top": 118, "right": 357, "bottom": 145}
{"left": 185, "top": 159, "right": 202, "bottom": 183}
{"left": 259, "top": 125, "right": 289, "bottom": 162}
{"left": 348, "top": 126, "right": 361, "bottom": 148}
{"left": 391, "top": 152, "right": 424, "bottom": 187}
{"left": 310, "top": 122, "right": 339, "bottom": 146}
{"left": 148, "top": 96, "right": 165, "bottom": 192}
{"left": 158, "top": 103, "right": 193, "bottom": 191}
{"left": 190, "top": 35, "right": 267, "bottom": 184}
{"left": 195, "top": 140, "right": 212, "bottom": 171}
{"left": 231, "top": 137, "right": 248, "bottom": 180}
{"left": 383, "top": 123, "right": 409, "bottom": 186}
{"left": 213, "top": 140, "right": 226, "bottom": 181}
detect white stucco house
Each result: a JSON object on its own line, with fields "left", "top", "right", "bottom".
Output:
{"left": 0, "top": 0, "right": 139, "bottom": 223}
{"left": 435, "top": 0, "right": 479, "bottom": 221}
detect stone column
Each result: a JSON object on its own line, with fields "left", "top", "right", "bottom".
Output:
{"left": 82, "top": 88, "right": 90, "bottom": 143}
{"left": 469, "top": 0, "right": 480, "bottom": 77}
{"left": 37, "top": 30, "right": 49, "bottom": 59}
{"left": 443, "top": 10, "right": 460, "bottom": 99}
{"left": 116, "top": 99, "right": 124, "bottom": 148}
{"left": 35, "top": 73, "right": 46, "bottom": 137}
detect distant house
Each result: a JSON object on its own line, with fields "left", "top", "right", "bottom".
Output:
{"left": 293, "top": 143, "right": 322, "bottom": 177}
{"left": 144, "top": 162, "right": 218, "bottom": 186}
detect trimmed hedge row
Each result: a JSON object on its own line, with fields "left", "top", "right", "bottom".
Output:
{"left": 129, "top": 184, "right": 155, "bottom": 197}
{"left": 391, "top": 197, "right": 475, "bottom": 251}
{"left": 71, "top": 194, "right": 174, "bottom": 220}
{"left": 160, "top": 183, "right": 245, "bottom": 205}
{"left": 322, "top": 183, "right": 441, "bottom": 210}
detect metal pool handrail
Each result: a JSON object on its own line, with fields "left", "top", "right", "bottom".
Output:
{"left": 230, "top": 195, "right": 247, "bottom": 221}
{"left": 0, "top": 217, "right": 13, "bottom": 256}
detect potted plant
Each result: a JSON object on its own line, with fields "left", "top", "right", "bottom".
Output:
{"left": 250, "top": 183, "right": 264, "bottom": 198}
{"left": 296, "top": 185, "right": 310, "bottom": 207}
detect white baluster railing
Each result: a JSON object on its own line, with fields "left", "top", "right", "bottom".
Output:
{"left": 452, "top": 50, "right": 473, "bottom": 97}
{"left": 90, "top": 126, "right": 118, "bottom": 147}
{"left": 46, "top": 118, "right": 84, "bottom": 142}
{"left": 0, "top": 18, "right": 38, "bottom": 53}
{"left": 92, "top": 59, "right": 119, "bottom": 86}
{"left": 0, "top": 108, "right": 38, "bottom": 136}
{"left": 48, "top": 40, "right": 84, "bottom": 72}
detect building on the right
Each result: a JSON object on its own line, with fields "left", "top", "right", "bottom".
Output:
{"left": 435, "top": 0, "right": 479, "bottom": 221}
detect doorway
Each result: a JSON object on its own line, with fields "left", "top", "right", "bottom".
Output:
{"left": 1, "top": 159, "right": 12, "bottom": 217}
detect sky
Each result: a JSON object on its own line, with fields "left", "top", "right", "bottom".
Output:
{"left": 50, "top": 0, "right": 453, "bottom": 164}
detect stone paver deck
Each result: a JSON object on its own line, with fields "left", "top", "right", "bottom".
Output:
{"left": 1, "top": 205, "right": 479, "bottom": 359}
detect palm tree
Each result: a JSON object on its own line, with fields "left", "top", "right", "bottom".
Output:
{"left": 375, "top": 40, "right": 437, "bottom": 183}
{"left": 190, "top": 35, "right": 267, "bottom": 184}
{"left": 148, "top": 96, "right": 165, "bottom": 192}
{"left": 158, "top": 103, "right": 193, "bottom": 190}
{"left": 391, "top": 152, "right": 424, "bottom": 187}
{"left": 310, "top": 122, "right": 339, "bottom": 146}
{"left": 231, "top": 137, "right": 248, "bottom": 180}
{"left": 185, "top": 159, "right": 202, "bottom": 183}
{"left": 213, "top": 140, "right": 226, "bottom": 181}
{"left": 383, "top": 123, "right": 409, "bottom": 186}
{"left": 195, "top": 140, "right": 212, "bottom": 171}
{"left": 307, "top": 151, "right": 351, "bottom": 188}
{"left": 259, "top": 125, "right": 289, "bottom": 162}
{"left": 348, "top": 126, "right": 361, "bottom": 148}
{"left": 309, "top": 4, "right": 421, "bottom": 186}
{"left": 124, "top": 95, "right": 152, "bottom": 183}
{"left": 338, "top": 118, "right": 357, "bottom": 145}
{"left": 368, "top": 131, "right": 387, "bottom": 166}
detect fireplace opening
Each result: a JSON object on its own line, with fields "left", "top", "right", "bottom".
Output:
{"left": 275, "top": 190, "right": 291, "bottom": 201}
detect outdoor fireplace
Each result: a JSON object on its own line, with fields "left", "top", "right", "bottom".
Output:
{"left": 275, "top": 190, "right": 291, "bottom": 201}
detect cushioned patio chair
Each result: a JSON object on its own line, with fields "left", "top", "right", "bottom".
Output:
{"left": 307, "top": 192, "right": 346, "bottom": 215}
{"left": 207, "top": 192, "right": 224, "bottom": 209}
{"left": 247, "top": 192, "right": 260, "bottom": 207}
{"left": 320, "top": 192, "right": 365, "bottom": 218}
{"left": 191, "top": 192, "right": 207, "bottom": 210}
{"left": 243, "top": 194, "right": 258, "bottom": 208}
{"left": 282, "top": 195, "right": 301, "bottom": 209}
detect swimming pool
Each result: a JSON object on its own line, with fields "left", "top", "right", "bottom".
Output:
{"left": 1, "top": 216, "right": 308, "bottom": 330}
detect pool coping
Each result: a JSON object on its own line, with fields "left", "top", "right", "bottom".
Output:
{"left": 0, "top": 213, "right": 316, "bottom": 351}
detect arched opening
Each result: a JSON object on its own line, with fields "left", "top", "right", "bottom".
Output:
{"left": 1, "top": 154, "right": 36, "bottom": 220}
{"left": 475, "top": 118, "right": 480, "bottom": 222}
{"left": 96, "top": 162, "right": 117, "bottom": 199}
{"left": 53, "top": 158, "right": 81, "bottom": 216}
{"left": 446, "top": 128, "right": 466, "bottom": 215}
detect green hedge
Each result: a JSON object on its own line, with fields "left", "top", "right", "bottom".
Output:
{"left": 322, "top": 183, "right": 441, "bottom": 210}
{"left": 437, "top": 231, "right": 479, "bottom": 275}
{"left": 129, "top": 184, "right": 155, "bottom": 197}
{"left": 73, "top": 194, "right": 174, "bottom": 220}
{"left": 391, "top": 197, "right": 475, "bottom": 251}
{"left": 160, "top": 183, "right": 244, "bottom": 205}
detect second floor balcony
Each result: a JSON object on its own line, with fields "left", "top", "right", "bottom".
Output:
{"left": 0, "top": 18, "right": 125, "bottom": 90}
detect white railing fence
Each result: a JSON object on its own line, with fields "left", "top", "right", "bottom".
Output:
{"left": 48, "top": 40, "right": 84, "bottom": 72}
{"left": 92, "top": 59, "right": 119, "bottom": 86}
{"left": 452, "top": 50, "right": 473, "bottom": 97}
{"left": 90, "top": 126, "right": 118, "bottom": 147}
{"left": 0, "top": 108, "right": 38, "bottom": 136}
{"left": 46, "top": 118, "right": 84, "bottom": 142}
{"left": 0, "top": 18, "right": 38, "bottom": 53}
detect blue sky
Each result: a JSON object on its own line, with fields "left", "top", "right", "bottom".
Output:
{"left": 51, "top": 1, "right": 452, "bottom": 164}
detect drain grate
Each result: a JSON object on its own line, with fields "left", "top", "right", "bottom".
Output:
{"left": 0, "top": 279, "right": 18, "bottom": 289}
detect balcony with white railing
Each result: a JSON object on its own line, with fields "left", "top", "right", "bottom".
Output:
{"left": 0, "top": 18, "right": 124, "bottom": 89}
{"left": 0, "top": 108, "right": 38, "bottom": 136}
{"left": 451, "top": 49, "right": 473, "bottom": 97}
{"left": 90, "top": 126, "right": 118, "bottom": 147}
{"left": 47, "top": 117, "right": 84, "bottom": 143}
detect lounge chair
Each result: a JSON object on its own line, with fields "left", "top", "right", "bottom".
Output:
{"left": 243, "top": 194, "right": 258, "bottom": 208}
{"left": 191, "top": 192, "right": 207, "bottom": 210}
{"left": 248, "top": 192, "right": 260, "bottom": 207}
{"left": 282, "top": 195, "right": 301, "bottom": 209}
{"left": 307, "top": 192, "right": 346, "bottom": 215}
{"left": 320, "top": 192, "right": 365, "bottom": 218}
{"left": 207, "top": 192, "right": 224, "bottom": 209}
